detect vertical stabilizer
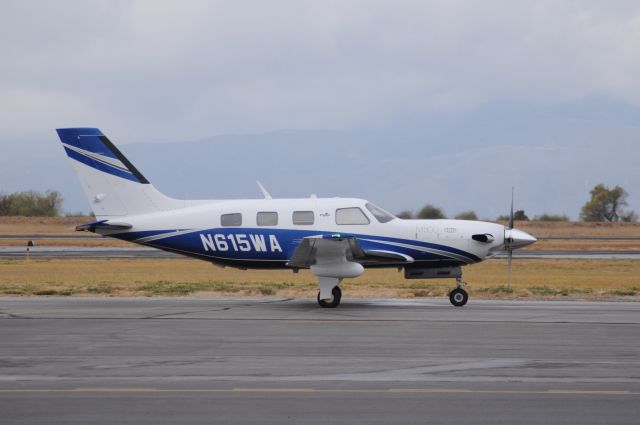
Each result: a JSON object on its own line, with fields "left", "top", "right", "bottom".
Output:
{"left": 56, "top": 128, "right": 183, "bottom": 218}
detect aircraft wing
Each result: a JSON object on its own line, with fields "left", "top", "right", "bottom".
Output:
{"left": 287, "top": 235, "right": 414, "bottom": 269}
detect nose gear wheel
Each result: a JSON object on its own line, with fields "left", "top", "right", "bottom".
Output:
{"left": 449, "top": 288, "right": 468, "bottom": 307}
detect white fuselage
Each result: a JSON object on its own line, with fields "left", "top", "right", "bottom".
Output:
{"left": 102, "top": 197, "right": 513, "bottom": 269}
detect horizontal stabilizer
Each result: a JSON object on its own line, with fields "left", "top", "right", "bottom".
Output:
{"left": 75, "top": 220, "right": 132, "bottom": 232}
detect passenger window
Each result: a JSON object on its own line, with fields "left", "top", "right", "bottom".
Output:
{"left": 221, "top": 213, "right": 242, "bottom": 227}
{"left": 292, "top": 211, "right": 314, "bottom": 225}
{"left": 257, "top": 211, "right": 278, "bottom": 226}
{"left": 336, "top": 207, "right": 370, "bottom": 225}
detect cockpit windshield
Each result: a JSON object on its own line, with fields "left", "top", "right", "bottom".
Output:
{"left": 365, "top": 202, "right": 396, "bottom": 223}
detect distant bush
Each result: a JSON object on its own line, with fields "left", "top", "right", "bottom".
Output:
{"left": 0, "top": 190, "right": 63, "bottom": 216}
{"left": 416, "top": 204, "right": 446, "bottom": 219}
{"left": 396, "top": 210, "right": 413, "bottom": 219}
{"left": 454, "top": 211, "right": 478, "bottom": 220}
{"left": 533, "top": 214, "right": 570, "bottom": 222}
{"left": 497, "top": 209, "right": 529, "bottom": 221}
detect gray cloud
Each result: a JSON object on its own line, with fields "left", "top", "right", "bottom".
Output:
{"left": 2, "top": 0, "right": 640, "bottom": 217}
{"left": 2, "top": 0, "right": 640, "bottom": 142}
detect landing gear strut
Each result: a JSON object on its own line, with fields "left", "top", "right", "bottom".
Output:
{"left": 317, "top": 286, "right": 342, "bottom": 308}
{"left": 449, "top": 277, "right": 469, "bottom": 307}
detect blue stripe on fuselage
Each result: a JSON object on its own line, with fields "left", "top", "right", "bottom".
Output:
{"left": 108, "top": 227, "right": 482, "bottom": 264}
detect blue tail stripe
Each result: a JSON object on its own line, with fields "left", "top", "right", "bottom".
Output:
{"left": 64, "top": 146, "right": 140, "bottom": 183}
{"left": 56, "top": 128, "right": 117, "bottom": 159}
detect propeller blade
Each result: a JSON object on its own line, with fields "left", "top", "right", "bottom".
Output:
{"left": 507, "top": 248, "right": 513, "bottom": 286}
{"left": 509, "top": 186, "right": 514, "bottom": 230}
{"left": 506, "top": 187, "right": 515, "bottom": 286}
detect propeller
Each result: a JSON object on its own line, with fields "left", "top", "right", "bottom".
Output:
{"left": 508, "top": 186, "right": 514, "bottom": 231}
{"left": 506, "top": 187, "right": 514, "bottom": 285}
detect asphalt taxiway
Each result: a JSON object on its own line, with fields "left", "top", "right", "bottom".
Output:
{"left": 0, "top": 298, "right": 639, "bottom": 424}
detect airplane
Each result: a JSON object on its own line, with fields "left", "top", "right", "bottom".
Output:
{"left": 56, "top": 128, "right": 537, "bottom": 308}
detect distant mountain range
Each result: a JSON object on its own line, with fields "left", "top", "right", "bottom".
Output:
{"left": 2, "top": 98, "right": 639, "bottom": 219}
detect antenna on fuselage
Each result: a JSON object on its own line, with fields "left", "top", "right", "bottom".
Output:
{"left": 256, "top": 180, "right": 273, "bottom": 199}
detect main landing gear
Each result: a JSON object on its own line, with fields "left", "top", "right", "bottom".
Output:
{"left": 448, "top": 277, "right": 468, "bottom": 307}
{"left": 317, "top": 286, "right": 342, "bottom": 308}
{"left": 316, "top": 276, "right": 344, "bottom": 308}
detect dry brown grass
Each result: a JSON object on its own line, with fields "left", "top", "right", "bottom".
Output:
{"left": 0, "top": 216, "right": 90, "bottom": 235}
{"left": 0, "top": 257, "right": 638, "bottom": 300}
{"left": 511, "top": 220, "right": 640, "bottom": 238}
{"left": 0, "top": 238, "right": 131, "bottom": 247}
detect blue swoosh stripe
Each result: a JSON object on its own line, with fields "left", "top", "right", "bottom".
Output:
{"left": 57, "top": 128, "right": 118, "bottom": 159}
{"left": 65, "top": 146, "right": 140, "bottom": 183}
{"left": 108, "top": 227, "right": 482, "bottom": 264}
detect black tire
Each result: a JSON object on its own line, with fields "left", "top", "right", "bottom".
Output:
{"left": 317, "top": 286, "right": 342, "bottom": 308}
{"left": 449, "top": 288, "right": 468, "bottom": 307}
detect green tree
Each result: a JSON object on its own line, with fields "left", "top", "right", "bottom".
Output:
{"left": 0, "top": 190, "right": 63, "bottom": 216}
{"left": 580, "top": 184, "right": 636, "bottom": 222}
{"left": 396, "top": 210, "right": 413, "bottom": 219}
{"left": 497, "top": 210, "right": 529, "bottom": 221}
{"left": 513, "top": 210, "right": 529, "bottom": 221}
{"left": 454, "top": 211, "right": 478, "bottom": 220}
{"left": 416, "top": 204, "right": 446, "bottom": 219}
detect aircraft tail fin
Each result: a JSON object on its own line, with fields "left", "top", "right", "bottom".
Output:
{"left": 56, "top": 128, "right": 183, "bottom": 218}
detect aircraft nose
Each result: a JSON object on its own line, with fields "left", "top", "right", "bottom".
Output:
{"left": 505, "top": 228, "right": 537, "bottom": 249}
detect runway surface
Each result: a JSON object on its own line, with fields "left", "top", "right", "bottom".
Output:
{"left": 1, "top": 298, "right": 639, "bottom": 424}
{"left": 3, "top": 245, "right": 640, "bottom": 259}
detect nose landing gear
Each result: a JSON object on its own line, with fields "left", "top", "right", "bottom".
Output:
{"left": 449, "top": 278, "right": 469, "bottom": 307}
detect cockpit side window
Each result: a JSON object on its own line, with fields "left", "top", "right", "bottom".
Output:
{"left": 365, "top": 202, "right": 396, "bottom": 223}
{"left": 335, "top": 207, "right": 370, "bottom": 225}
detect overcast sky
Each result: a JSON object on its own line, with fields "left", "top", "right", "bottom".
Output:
{"left": 2, "top": 0, "right": 640, "bottom": 143}
{"left": 1, "top": 1, "right": 640, "bottom": 217}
